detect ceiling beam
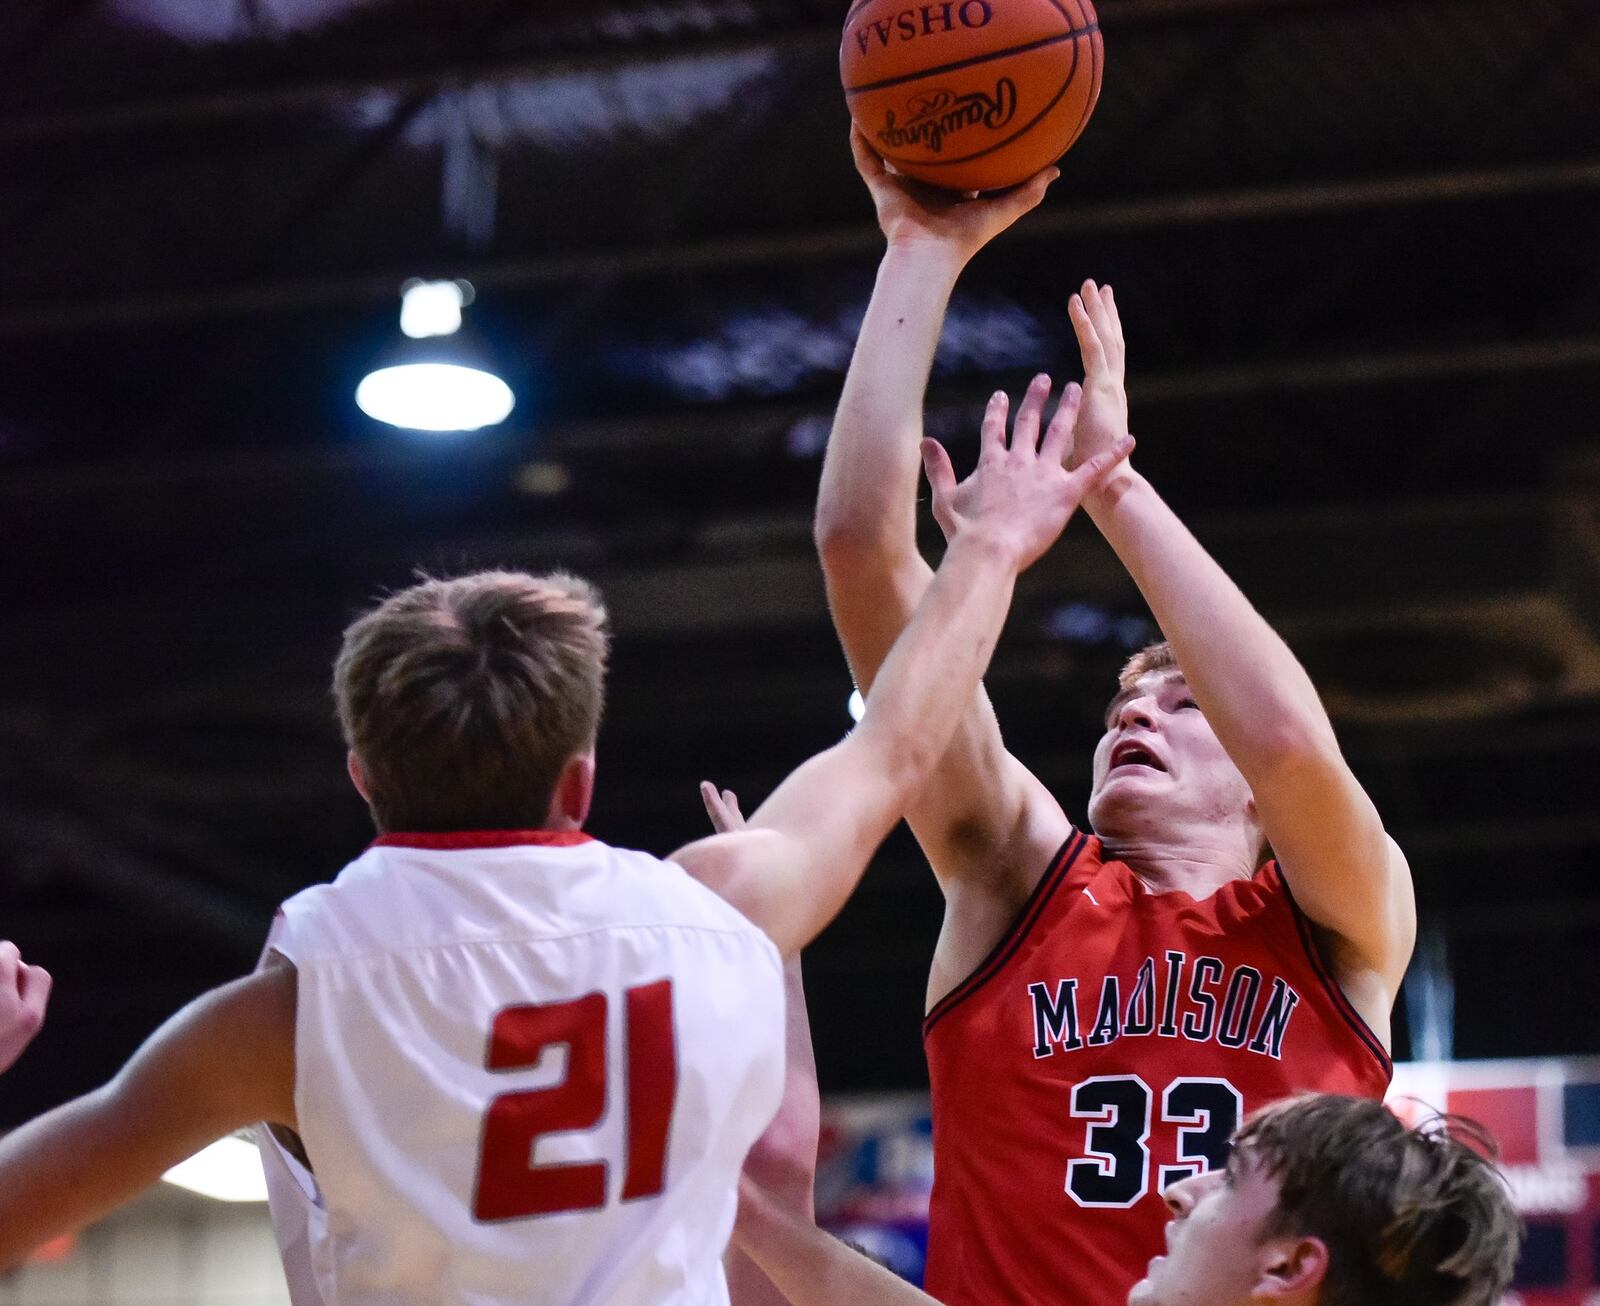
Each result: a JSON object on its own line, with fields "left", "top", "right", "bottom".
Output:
{"left": 1, "top": 155, "right": 1597, "bottom": 339}
{"left": 0, "top": 0, "right": 1389, "bottom": 147}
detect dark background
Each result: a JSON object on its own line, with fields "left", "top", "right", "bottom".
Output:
{"left": 2, "top": 0, "right": 1598, "bottom": 1125}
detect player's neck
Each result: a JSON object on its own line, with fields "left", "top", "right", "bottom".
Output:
{"left": 1098, "top": 823, "right": 1259, "bottom": 898}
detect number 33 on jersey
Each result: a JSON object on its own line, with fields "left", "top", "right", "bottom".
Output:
{"left": 923, "top": 832, "right": 1391, "bottom": 1306}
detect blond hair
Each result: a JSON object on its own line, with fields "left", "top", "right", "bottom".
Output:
{"left": 1117, "top": 639, "right": 1178, "bottom": 693}
{"left": 333, "top": 570, "right": 610, "bottom": 832}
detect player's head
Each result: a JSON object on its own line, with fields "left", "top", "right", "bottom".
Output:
{"left": 1087, "top": 641, "right": 1263, "bottom": 859}
{"left": 333, "top": 569, "right": 611, "bottom": 834}
{"left": 1128, "top": 1094, "right": 1521, "bottom": 1306}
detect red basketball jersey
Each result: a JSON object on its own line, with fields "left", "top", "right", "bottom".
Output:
{"left": 922, "top": 831, "right": 1391, "bottom": 1306}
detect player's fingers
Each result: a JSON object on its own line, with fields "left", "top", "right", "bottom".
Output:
{"left": 1064, "top": 435, "right": 1135, "bottom": 499}
{"left": 978, "top": 390, "right": 1009, "bottom": 460}
{"left": 999, "top": 165, "right": 1059, "bottom": 219}
{"left": 1010, "top": 374, "right": 1052, "bottom": 456}
{"left": 1080, "top": 278, "right": 1110, "bottom": 334}
{"left": 17, "top": 964, "right": 51, "bottom": 1019}
{"left": 719, "top": 789, "right": 745, "bottom": 823}
{"left": 1040, "top": 382, "right": 1083, "bottom": 464}
{"left": 920, "top": 438, "right": 959, "bottom": 510}
{"left": 700, "top": 780, "right": 729, "bottom": 830}
{"left": 1068, "top": 295, "right": 1104, "bottom": 369}
{"left": 0, "top": 940, "right": 17, "bottom": 985}
{"left": 1100, "top": 283, "right": 1125, "bottom": 356}
{"left": 848, "top": 126, "right": 886, "bottom": 181}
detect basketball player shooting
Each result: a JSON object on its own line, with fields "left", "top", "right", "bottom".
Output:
{"left": 817, "top": 130, "right": 1417, "bottom": 1305}
{"left": 731, "top": 1094, "right": 1520, "bottom": 1306}
{"left": 0, "top": 386, "right": 1130, "bottom": 1301}
{"left": 0, "top": 940, "right": 51, "bottom": 1076}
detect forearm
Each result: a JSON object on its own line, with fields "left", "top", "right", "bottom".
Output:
{"left": 1087, "top": 470, "right": 1335, "bottom": 770}
{"left": 735, "top": 1181, "right": 937, "bottom": 1306}
{"left": 816, "top": 243, "right": 965, "bottom": 554}
{"left": 0, "top": 1089, "right": 193, "bottom": 1271}
{"left": 851, "top": 529, "right": 1019, "bottom": 788}
{"left": 732, "top": 532, "right": 1020, "bottom": 951}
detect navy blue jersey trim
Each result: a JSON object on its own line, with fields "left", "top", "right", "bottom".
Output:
{"left": 1274, "top": 863, "right": 1393, "bottom": 1077}
{"left": 924, "top": 830, "right": 1088, "bottom": 1037}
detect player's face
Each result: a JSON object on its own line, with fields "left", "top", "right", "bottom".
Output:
{"left": 1126, "top": 1158, "right": 1285, "bottom": 1306}
{"left": 1087, "top": 669, "right": 1256, "bottom": 843}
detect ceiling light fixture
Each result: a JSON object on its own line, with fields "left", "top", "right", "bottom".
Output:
{"left": 356, "top": 279, "right": 515, "bottom": 433}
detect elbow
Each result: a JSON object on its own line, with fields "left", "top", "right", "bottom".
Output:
{"left": 879, "top": 731, "right": 944, "bottom": 806}
{"left": 813, "top": 513, "right": 899, "bottom": 576}
{"left": 1251, "top": 717, "right": 1341, "bottom": 776}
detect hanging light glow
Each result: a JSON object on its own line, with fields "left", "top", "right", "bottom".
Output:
{"left": 162, "top": 1136, "right": 269, "bottom": 1203}
{"left": 357, "top": 280, "right": 515, "bottom": 432}
{"left": 398, "top": 277, "right": 469, "bottom": 339}
{"left": 357, "top": 362, "right": 514, "bottom": 432}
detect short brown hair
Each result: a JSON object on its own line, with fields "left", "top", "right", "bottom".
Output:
{"left": 1117, "top": 639, "right": 1178, "bottom": 693}
{"left": 334, "top": 570, "right": 610, "bottom": 833}
{"left": 1233, "top": 1095, "right": 1522, "bottom": 1306}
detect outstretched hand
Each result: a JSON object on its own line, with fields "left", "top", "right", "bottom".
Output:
{"left": 1067, "top": 278, "right": 1130, "bottom": 471}
{"left": 0, "top": 941, "right": 51, "bottom": 1076}
{"left": 921, "top": 378, "right": 1134, "bottom": 572}
{"left": 851, "top": 128, "right": 1057, "bottom": 264}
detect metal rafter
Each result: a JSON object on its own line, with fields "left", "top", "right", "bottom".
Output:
{"left": 0, "top": 0, "right": 1470, "bottom": 147}
{"left": 1, "top": 155, "right": 1597, "bottom": 338}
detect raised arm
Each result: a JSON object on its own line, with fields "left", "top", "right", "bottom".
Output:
{"left": 1068, "top": 281, "right": 1415, "bottom": 1033}
{"left": 0, "top": 966, "right": 296, "bottom": 1270}
{"left": 673, "top": 391, "right": 1132, "bottom": 959}
{"left": 817, "top": 133, "right": 1073, "bottom": 919}
{"left": 0, "top": 941, "right": 51, "bottom": 1076}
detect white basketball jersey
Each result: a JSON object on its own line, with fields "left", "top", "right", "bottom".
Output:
{"left": 254, "top": 831, "right": 785, "bottom": 1306}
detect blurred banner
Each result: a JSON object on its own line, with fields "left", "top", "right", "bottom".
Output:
{"left": 817, "top": 1059, "right": 1600, "bottom": 1304}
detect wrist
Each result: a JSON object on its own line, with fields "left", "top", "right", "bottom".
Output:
{"left": 946, "top": 522, "right": 1027, "bottom": 572}
{"left": 1084, "top": 463, "right": 1144, "bottom": 521}
{"left": 880, "top": 238, "right": 968, "bottom": 283}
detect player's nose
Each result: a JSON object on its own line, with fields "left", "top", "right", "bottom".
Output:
{"left": 1116, "top": 694, "right": 1156, "bottom": 730}
{"left": 1161, "top": 1168, "right": 1217, "bottom": 1218}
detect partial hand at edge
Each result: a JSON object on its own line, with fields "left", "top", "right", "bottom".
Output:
{"left": 0, "top": 941, "right": 51, "bottom": 1076}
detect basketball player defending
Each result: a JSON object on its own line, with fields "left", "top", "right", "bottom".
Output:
{"left": 732, "top": 1094, "right": 1520, "bottom": 1306}
{"left": 0, "top": 391, "right": 1130, "bottom": 1302}
{"left": 819, "top": 130, "right": 1416, "bottom": 1305}
{"left": 0, "top": 940, "right": 50, "bottom": 1076}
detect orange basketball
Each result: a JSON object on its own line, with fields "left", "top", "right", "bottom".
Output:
{"left": 841, "top": 0, "right": 1103, "bottom": 193}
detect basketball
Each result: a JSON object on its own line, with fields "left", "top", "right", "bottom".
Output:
{"left": 841, "top": 0, "right": 1104, "bottom": 193}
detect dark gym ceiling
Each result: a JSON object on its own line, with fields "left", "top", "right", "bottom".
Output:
{"left": 2, "top": 0, "right": 1599, "bottom": 1120}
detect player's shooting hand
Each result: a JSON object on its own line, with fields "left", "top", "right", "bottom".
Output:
{"left": 850, "top": 127, "right": 1057, "bottom": 265}
{"left": 1066, "top": 278, "right": 1131, "bottom": 471}
{"left": 700, "top": 781, "right": 747, "bottom": 834}
{"left": 0, "top": 940, "right": 51, "bottom": 1075}
{"left": 921, "top": 379, "right": 1134, "bottom": 572}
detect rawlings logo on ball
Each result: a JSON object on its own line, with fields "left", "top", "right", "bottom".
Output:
{"left": 878, "top": 79, "right": 1018, "bottom": 154}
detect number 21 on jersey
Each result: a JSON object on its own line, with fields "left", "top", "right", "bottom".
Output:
{"left": 473, "top": 980, "right": 678, "bottom": 1222}
{"left": 1067, "top": 1075, "right": 1242, "bottom": 1207}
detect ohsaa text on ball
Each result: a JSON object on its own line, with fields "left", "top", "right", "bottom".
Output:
{"left": 851, "top": 1, "right": 995, "bottom": 56}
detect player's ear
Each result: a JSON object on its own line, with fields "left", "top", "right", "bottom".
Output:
{"left": 1254, "top": 1233, "right": 1328, "bottom": 1299}
{"left": 549, "top": 750, "right": 596, "bottom": 830}
{"left": 346, "top": 750, "right": 372, "bottom": 803}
